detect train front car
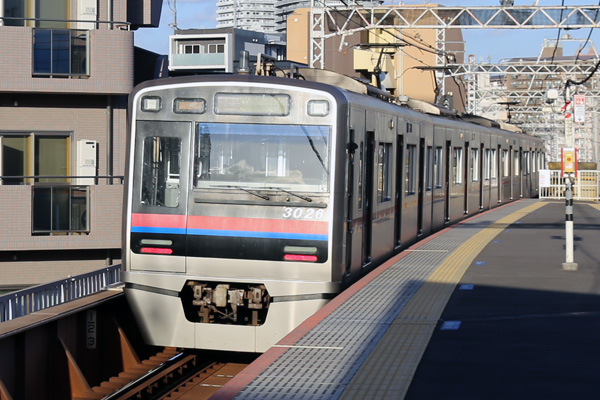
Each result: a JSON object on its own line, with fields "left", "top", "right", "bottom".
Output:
{"left": 122, "top": 75, "right": 345, "bottom": 353}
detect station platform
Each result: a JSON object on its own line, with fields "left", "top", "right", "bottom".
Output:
{"left": 212, "top": 199, "right": 600, "bottom": 400}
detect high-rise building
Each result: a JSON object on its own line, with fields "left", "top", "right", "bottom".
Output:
{"left": 217, "top": 0, "right": 277, "bottom": 32}
{"left": 217, "top": 0, "right": 382, "bottom": 33}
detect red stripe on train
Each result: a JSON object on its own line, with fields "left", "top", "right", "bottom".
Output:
{"left": 187, "top": 215, "right": 328, "bottom": 235}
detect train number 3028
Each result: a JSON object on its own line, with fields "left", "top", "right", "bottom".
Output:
{"left": 283, "top": 207, "right": 325, "bottom": 220}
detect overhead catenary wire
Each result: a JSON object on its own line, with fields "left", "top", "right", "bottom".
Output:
{"left": 563, "top": 0, "right": 600, "bottom": 100}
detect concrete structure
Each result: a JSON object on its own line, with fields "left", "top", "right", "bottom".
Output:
{"left": 286, "top": 8, "right": 466, "bottom": 112}
{"left": 0, "top": 0, "right": 163, "bottom": 290}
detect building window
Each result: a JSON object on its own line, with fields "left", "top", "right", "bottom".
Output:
{"left": 0, "top": 134, "right": 69, "bottom": 185}
{"left": 208, "top": 43, "right": 225, "bottom": 53}
{"left": 4, "top": 0, "right": 69, "bottom": 27}
{"left": 32, "top": 186, "right": 89, "bottom": 234}
{"left": 184, "top": 44, "right": 201, "bottom": 54}
{"left": 33, "top": 29, "right": 88, "bottom": 77}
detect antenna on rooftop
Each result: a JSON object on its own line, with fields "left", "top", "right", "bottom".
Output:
{"left": 168, "top": 0, "right": 178, "bottom": 32}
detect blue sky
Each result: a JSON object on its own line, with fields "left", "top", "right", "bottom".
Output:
{"left": 134, "top": 0, "right": 600, "bottom": 63}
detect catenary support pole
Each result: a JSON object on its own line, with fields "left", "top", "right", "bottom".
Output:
{"left": 562, "top": 174, "right": 578, "bottom": 270}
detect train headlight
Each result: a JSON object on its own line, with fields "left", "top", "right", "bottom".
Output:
{"left": 141, "top": 96, "right": 162, "bottom": 112}
{"left": 307, "top": 100, "right": 330, "bottom": 117}
{"left": 174, "top": 98, "right": 206, "bottom": 114}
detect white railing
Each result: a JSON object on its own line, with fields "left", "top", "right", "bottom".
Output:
{"left": 539, "top": 170, "right": 600, "bottom": 201}
{"left": 0, "top": 265, "right": 121, "bottom": 323}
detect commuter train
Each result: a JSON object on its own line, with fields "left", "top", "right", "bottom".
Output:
{"left": 122, "top": 69, "right": 545, "bottom": 353}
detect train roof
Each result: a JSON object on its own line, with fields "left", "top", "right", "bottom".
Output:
{"left": 131, "top": 70, "right": 533, "bottom": 138}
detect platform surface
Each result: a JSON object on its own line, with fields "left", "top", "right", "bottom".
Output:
{"left": 213, "top": 199, "right": 600, "bottom": 399}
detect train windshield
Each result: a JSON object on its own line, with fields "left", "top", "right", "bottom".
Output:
{"left": 193, "top": 123, "right": 330, "bottom": 192}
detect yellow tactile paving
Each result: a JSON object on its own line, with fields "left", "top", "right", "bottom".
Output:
{"left": 587, "top": 203, "right": 600, "bottom": 211}
{"left": 341, "top": 201, "right": 548, "bottom": 400}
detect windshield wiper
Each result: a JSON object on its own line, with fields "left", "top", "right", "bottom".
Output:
{"left": 266, "top": 187, "right": 312, "bottom": 202}
{"left": 209, "top": 185, "right": 270, "bottom": 201}
{"left": 301, "top": 126, "right": 329, "bottom": 176}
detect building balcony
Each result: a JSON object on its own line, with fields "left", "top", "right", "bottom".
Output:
{"left": 170, "top": 53, "right": 226, "bottom": 70}
{"left": 0, "top": 26, "right": 133, "bottom": 95}
{"left": 0, "top": 180, "right": 123, "bottom": 250}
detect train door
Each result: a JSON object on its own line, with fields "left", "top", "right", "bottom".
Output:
{"left": 394, "top": 134, "right": 404, "bottom": 248}
{"left": 500, "top": 145, "right": 511, "bottom": 203}
{"left": 347, "top": 108, "right": 366, "bottom": 276}
{"left": 479, "top": 143, "right": 485, "bottom": 210}
{"left": 431, "top": 127, "right": 445, "bottom": 232}
{"left": 345, "top": 129, "right": 357, "bottom": 276}
{"left": 517, "top": 147, "right": 523, "bottom": 198}
{"left": 444, "top": 140, "right": 451, "bottom": 222}
{"left": 417, "top": 138, "right": 425, "bottom": 235}
{"left": 361, "top": 131, "right": 375, "bottom": 266}
{"left": 463, "top": 141, "right": 469, "bottom": 215}
{"left": 129, "top": 121, "right": 191, "bottom": 273}
{"left": 509, "top": 145, "right": 514, "bottom": 200}
{"left": 488, "top": 138, "right": 498, "bottom": 206}
{"left": 498, "top": 144, "right": 504, "bottom": 203}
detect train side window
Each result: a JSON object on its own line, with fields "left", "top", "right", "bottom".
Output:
{"left": 502, "top": 150, "right": 509, "bottom": 177}
{"left": 434, "top": 146, "right": 443, "bottom": 188}
{"left": 452, "top": 147, "right": 463, "bottom": 185}
{"left": 484, "top": 149, "right": 490, "bottom": 181}
{"left": 377, "top": 142, "right": 392, "bottom": 203}
{"left": 490, "top": 149, "right": 498, "bottom": 185}
{"left": 405, "top": 144, "right": 416, "bottom": 195}
{"left": 471, "top": 148, "right": 479, "bottom": 182}
{"left": 141, "top": 136, "right": 181, "bottom": 208}
{"left": 524, "top": 151, "right": 530, "bottom": 175}
{"left": 426, "top": 146, "right": 433, "bottom": 191}
{"left": 514, "top": 150, "right": 520, "bottom": 176}
{"left": 532, "top": 152, "right": 537, "bottom": 173}
{"left": 358, "top": 142, "right": 364, "bottom": 210}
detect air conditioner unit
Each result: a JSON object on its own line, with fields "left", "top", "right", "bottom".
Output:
{"left": 77, "top": 140, "right": 97, "bottom": 185}
{"left": 77, "top": 0, "right": 97, "bottom": 30}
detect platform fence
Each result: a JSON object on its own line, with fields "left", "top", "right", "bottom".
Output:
{"left": 539, "top": 170, "right": 600, "bottom": 201}
{"left": 0, "top": 265, "right": 121, "bottom": 323}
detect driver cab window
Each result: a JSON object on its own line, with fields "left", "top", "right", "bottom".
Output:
{"left": 141, "top": 136, "right": 182, "bottom": 207}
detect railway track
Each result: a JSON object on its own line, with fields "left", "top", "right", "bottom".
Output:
{"left": 78, "top": 347, "right": 251, "bottom": 400}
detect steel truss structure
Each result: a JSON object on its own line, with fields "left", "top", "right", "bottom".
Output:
{"left": 309, "top": 4, "right": 600, "bottom": 161}
{"left": 309, "top": 4, "right": 600, "bottom": 68}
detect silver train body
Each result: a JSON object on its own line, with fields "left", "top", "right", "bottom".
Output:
{"left": 122, "top": 73, "right": 544, "bottom": 353}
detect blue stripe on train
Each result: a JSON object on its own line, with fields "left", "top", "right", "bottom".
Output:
{"left": 132, "top": 226, "right": 328, "bottom": 241}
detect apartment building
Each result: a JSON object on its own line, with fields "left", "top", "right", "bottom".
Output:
{"left": 0, "top": 0, "right": 162, "bottom": 290}
{"left": 217, "top": 0, "right": 382, "bottom": 34}
{"left": 216, "top": 0, "right": 277, "bottom": 32}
